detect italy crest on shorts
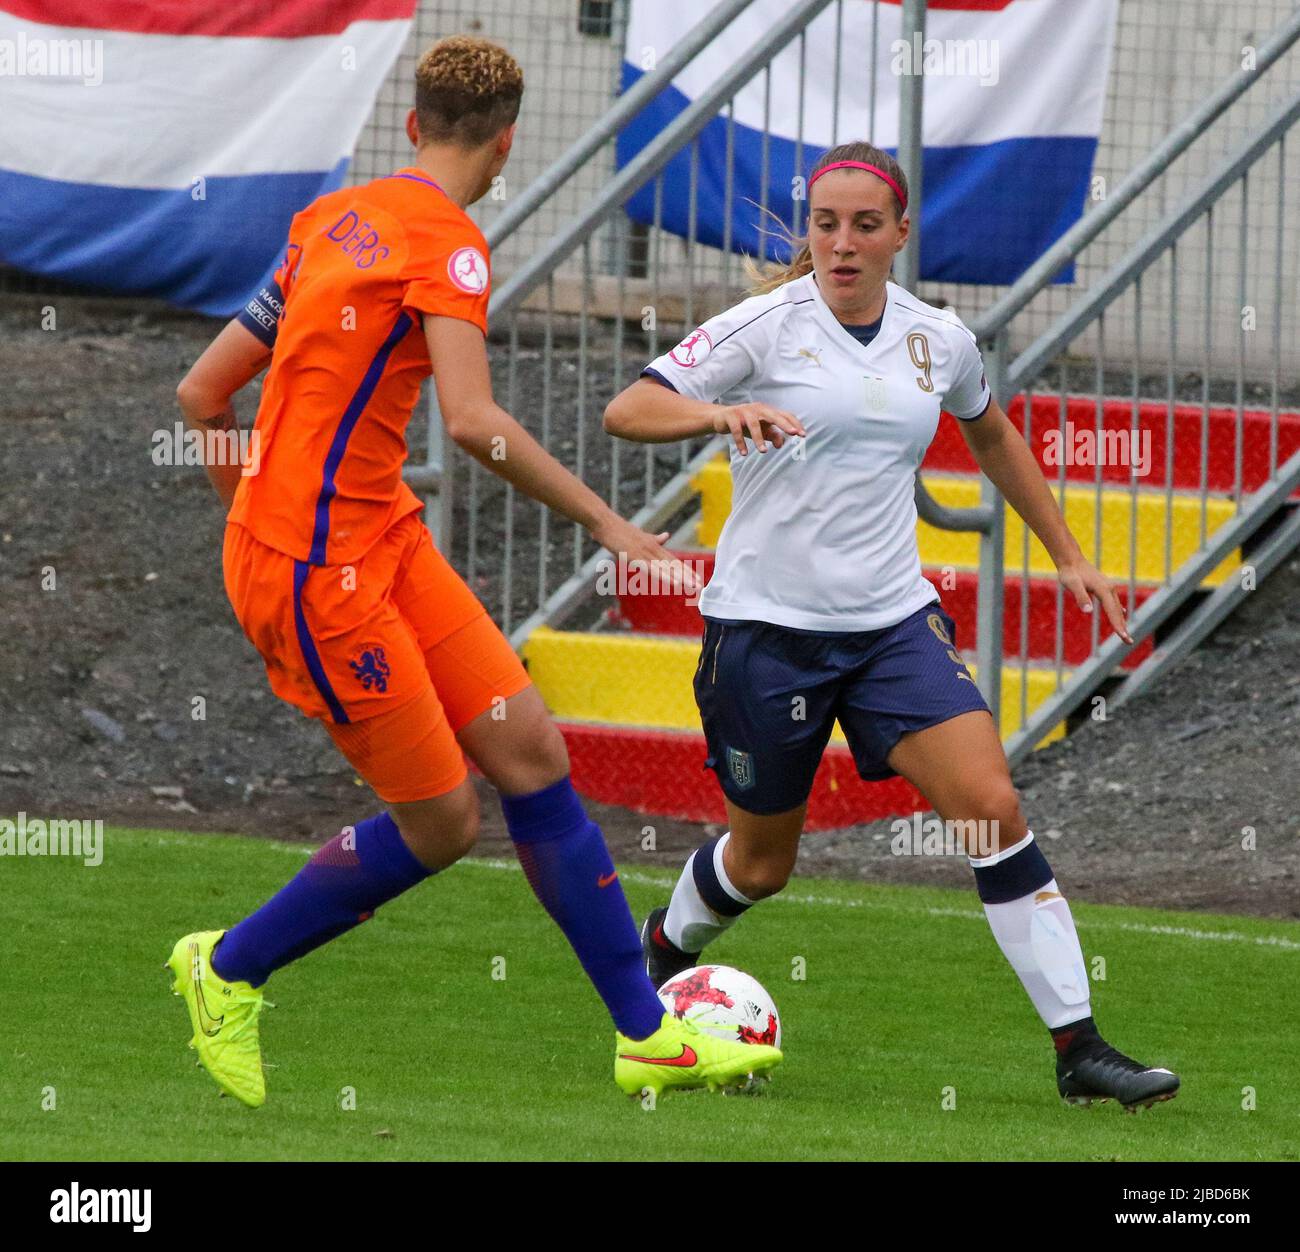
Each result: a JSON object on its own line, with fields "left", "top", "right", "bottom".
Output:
{"left": 726, "top": 746, "right": 755, "bottom": 790}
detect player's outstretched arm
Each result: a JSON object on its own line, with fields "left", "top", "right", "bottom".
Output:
{"left": 604, "top": 377, "right": 805, "bottom": 455}
{"left": 959, "top": 399, "right": 1133, "bottom": 644}
{"left": 176, "top": 319, "right": 272, "bottom": 511}
{"left": 424, "top": 315, "right": 696, "bottom": 588}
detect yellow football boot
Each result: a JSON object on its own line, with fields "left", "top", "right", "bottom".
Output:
{"left": 615, "top": 1011, "right": 782, "bottom": 1096}
{"left": 165, "top": 930, "right": 269, "bottom": 1108}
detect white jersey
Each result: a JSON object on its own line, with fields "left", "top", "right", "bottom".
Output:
{"left": 643, "top": 274, "right": 991, "bottom": 632}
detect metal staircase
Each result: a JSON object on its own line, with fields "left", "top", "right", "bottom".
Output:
{"left": 408, "top": 0, "right": 1300, "bottom": 825}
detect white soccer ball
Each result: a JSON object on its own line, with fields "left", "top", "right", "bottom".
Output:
{"left": 657, "top": 964, "right": 782, "bottom": 1049}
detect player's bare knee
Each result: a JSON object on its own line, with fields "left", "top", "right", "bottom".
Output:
{"left": 985, "top": 784, "right": 1027, "bottom": 850}
{"left": 504, "top": 716, "right": 570, "bottom": 794}
{"left": 442, "top": 782, "right": 480, "bottom": 859}
{"left": 391, "top": 780, "right": 479, "bottom": 869}
{"left": 448, "top": 795, "right": 481, "bottom": 859}
{"left": 467, "top": 690, "right": 572, "bottom": 796}
{"left": 530, "top": 717, "right": 570, "bottom": 782}
{"left": 943, "top": 782, "right": 1025, "bottom": 855}
{"left": 729, "top": 856, "right": 792, "bottom": 901}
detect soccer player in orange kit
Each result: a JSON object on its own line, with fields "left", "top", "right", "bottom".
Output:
{"left": 168, "top": 35, "right": 780, "bottom": 1107}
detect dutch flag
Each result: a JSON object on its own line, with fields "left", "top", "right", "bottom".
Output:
{"left": 617, "top": 0, "right": 1119, "bottom": 285}
{"left": 0, "top": 1, "right": 416, "bottom": 314}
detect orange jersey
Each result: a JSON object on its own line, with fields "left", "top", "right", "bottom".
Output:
{"left": 229, "top": 167, "right": 491, "bottom": 565}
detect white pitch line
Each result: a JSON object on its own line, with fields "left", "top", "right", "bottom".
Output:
{"left": 460, "top": 857, "right": 1300, "bottom": 953}
{"left": 128, "top": 834, "right": 1300, "bottom": 954}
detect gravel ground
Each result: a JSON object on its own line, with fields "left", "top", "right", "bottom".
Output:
{"left": 1, "top": 298, "right": 1295, "bottom": 921}
{"left": 793, "top": 555, "right": 1300, "bottom": 920}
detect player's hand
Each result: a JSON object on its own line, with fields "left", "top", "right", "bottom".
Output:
{"left": 1057, "top": 557, "right": 1133, "bottom": 645}
{"left": 591, "top": 515, "right": 702, "bottom": 599}
{"left": 712, "top": 403, "right": 805, "bottom": 456}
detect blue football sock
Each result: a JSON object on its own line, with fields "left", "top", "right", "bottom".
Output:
{"left": 211, "top": 812, "right": 432, "bottom": 987}
{"left": 500, "top": 777, "right": 664, "bottom": 1040}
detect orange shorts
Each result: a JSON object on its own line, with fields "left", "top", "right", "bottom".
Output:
{"left": 223, "top": 513, "right": 531, "bottom": 803}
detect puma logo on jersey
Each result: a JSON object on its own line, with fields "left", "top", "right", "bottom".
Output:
{"left": 927, "top": 612, "right": 977, "bottom": 684}
{"left": 797, "top": 347, "right": 823, "bottom": 366}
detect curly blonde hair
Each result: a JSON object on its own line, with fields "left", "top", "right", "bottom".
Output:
{"left": 742, "top": 141, "right": 908, "bottom": 296}
{"left": 415, "top": 35, "right": 524, "bottom": 149}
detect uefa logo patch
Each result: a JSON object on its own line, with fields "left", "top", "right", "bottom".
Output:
{"left": 726, "top": 746, "right": 755, "bottom": 791}
{"left": 669, "top": 327, "right": 712, "bottom": 368}
{"left": 447, "top": 246, "right": 488, "bottom": 295}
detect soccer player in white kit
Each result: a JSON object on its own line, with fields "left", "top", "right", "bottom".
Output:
{"left": 604, "top": 141, "right": 1180, "bottom": 1111}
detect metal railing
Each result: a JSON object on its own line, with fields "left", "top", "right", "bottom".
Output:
{"left": 987, "top": 87, "right": 1300, "bottom": 766}
{"left": 944, "top": 5, "right": 1300, "bottom": 736}
{"left": 428, "top": 0, "right": 847, "bottom": 641}
{"left": 406, "top": 0, "right": 1300, "bottom": 776}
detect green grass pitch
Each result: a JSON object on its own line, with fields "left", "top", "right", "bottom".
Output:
{"left": 2, "top": 825, "right": 1296, "bottom": 1161}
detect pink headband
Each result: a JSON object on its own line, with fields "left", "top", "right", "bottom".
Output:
{"left": 808, "top": 160, "right": 908, "bottom": 211}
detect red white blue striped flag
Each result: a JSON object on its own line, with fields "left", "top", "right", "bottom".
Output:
{"left": 617, "top": 0, "right": 1119, "bottom": 285}
{"left": 0, "top": 1, "right": 417, "bottom": 313}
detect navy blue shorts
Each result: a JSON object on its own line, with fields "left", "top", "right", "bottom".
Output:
{"left": 693, "top": 600, "right": 992, "bottom": 815}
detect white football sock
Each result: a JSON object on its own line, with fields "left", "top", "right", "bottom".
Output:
{"left": 974, "top": 832, "right": 1092, "bottom": 1029}
{"left": 663, "top": 832, "right": 753, "bottom": 953}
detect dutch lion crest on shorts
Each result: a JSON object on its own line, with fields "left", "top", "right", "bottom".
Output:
{"left": 349, "top": 645, "right": 391, "bottom": 693}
